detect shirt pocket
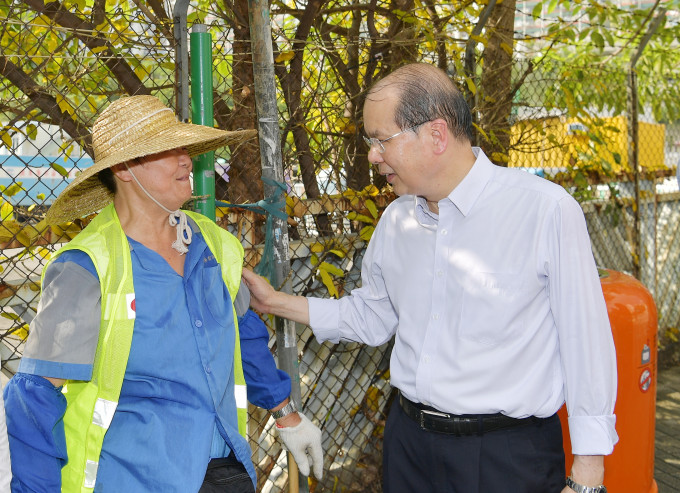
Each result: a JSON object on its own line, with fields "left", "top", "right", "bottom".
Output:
{"left": 203, "top": 264, "right": 232, "bottom": 326}
{"left": 459, "top": 271, "right": 527, "bottom": 346}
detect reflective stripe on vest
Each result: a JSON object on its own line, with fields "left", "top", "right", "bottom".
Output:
{"left": 50, "top": 204, "right": 247, "bottom": 491}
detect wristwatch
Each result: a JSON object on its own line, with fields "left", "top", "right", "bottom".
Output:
{"left": 270, "top": 400, "right": 298, "bottom": 419}
{"left": 566, "top": 476, "right": 607, "bottom": 493}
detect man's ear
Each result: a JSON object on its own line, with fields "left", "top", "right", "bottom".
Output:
{"left": 429, "top": 119, "right": 448, "bottom": 155}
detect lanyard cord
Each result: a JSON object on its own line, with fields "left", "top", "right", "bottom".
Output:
{"left": 124, "top": 162, "right": 192, "bottom": 254}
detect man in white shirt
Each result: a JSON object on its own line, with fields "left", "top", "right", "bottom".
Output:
{"left": 243, "top": 62, "right": 617, "bottom": 493}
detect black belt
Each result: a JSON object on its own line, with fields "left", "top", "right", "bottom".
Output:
{"left": 399, "top": 394, "right": 539, "bottom": 436}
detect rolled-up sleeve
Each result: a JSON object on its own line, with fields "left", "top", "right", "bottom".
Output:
{"left": 551, "top": 196, "right": 618, "bottom": 455}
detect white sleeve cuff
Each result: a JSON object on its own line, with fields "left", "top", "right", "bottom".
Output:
{"left": 567, "top": 414, "right": 619, "bottom": 455}
{"left": 307, "top": 297, "right": 341, "bottom": 343}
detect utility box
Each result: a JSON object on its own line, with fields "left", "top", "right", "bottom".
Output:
{"left": 559, "top": 269, "right": 658, "bottom": 493}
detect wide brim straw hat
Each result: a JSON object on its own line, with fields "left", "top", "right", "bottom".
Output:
{"left": 45, "top": 95, "right": 257, "bottom": 225}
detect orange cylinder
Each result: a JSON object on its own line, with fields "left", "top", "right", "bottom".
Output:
{"left": 558, "top": 269, "right": 658, "bottom": 493}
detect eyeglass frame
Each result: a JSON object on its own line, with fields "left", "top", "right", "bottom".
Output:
{"left": 362, "top": 121, "right": 430, "bottom": 153}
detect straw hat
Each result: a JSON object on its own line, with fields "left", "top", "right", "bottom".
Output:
{"left": 45, "top": 95, "right": 257, "bottom": 225}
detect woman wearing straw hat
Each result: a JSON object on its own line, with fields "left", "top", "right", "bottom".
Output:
{"left": 3, "top": 95, "right": 323, "bottom": 492}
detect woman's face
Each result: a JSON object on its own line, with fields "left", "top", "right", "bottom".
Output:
{"left": 125, "top": 147, "right": 193, "bottom": 211}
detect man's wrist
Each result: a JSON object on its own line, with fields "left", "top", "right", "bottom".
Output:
{"left": 566, "top": 476, "right": 607, "bottom": 493}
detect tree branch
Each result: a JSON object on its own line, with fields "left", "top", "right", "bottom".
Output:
{"left": 21, "top": 0, "right": 151, "bottom": 96}
{"left": 0, "top": 54, "right": 93, "bottom": 155}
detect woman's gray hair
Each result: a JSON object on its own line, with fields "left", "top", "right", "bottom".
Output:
{"left": 367, "top": 63, "right": 473, "bottom": 142}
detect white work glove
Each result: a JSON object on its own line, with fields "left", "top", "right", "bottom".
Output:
{"left": 276, "top": 412, "right": 324, "bottom": 480}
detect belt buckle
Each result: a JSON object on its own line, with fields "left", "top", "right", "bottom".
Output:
{"left": 419, "top": 408, "right": 450, "bottom": 429}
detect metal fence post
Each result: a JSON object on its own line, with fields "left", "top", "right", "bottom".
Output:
{"left": 247, "top": 1, "right": 309, "bottom": 491}
{"left": 190, "top": 24, "right": 216, "bottom": 220}
{"left": 172, "top": 0, "right": 191, "bottom": 123}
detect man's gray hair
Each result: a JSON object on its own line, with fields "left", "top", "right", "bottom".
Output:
{"left": 367, "top": 63, "right": 473, "bottom": 142}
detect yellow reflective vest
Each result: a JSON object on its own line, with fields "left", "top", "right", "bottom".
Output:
{"left": 44, "top": 204, "right": 248, "bottom": 492}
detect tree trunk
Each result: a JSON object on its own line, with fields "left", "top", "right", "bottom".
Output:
{"left": 478, "top": 0, "right": 516, "bottom": 166}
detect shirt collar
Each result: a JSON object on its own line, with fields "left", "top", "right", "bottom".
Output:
{"left": 415, "top": 147, "right": 496, "bottom": 218}
{"left": 446, "top": 147, "right": 495, "bottom": 217}
{"left": 128, "top": 217, "right": 205, "bottom": 275}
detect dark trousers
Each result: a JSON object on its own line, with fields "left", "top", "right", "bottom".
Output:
{"left": 383, "top": 399, "right": 566, "bottom": 493}
{"left": 198, "top": 453, "right": 255, "bottom": 493}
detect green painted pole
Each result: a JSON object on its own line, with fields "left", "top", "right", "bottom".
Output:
{"left": 190, "top": 24, "right": 216, "bottom": 220}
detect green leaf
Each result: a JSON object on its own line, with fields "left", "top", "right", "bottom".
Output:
{"left": 531, "top": 2, "right": 543, "bottom": 19}
{"left": 591, "top": 32, "right": 604, "bottom": 49}
{"left": 50, "top": 162, "right": 69, "bottom": 177}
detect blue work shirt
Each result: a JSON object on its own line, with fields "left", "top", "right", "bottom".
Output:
{"left": 7, "top": 227, "right": 290, "bottom": 492}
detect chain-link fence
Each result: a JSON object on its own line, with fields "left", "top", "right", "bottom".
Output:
{"left": 2, "top": 2, "right": 680, "bottom": 492}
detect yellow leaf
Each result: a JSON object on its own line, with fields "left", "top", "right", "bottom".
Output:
{"left": 318, "top": 261, "right": 344, "bottom": 277}
{"left": 328, "top": 249, "right": 345, "bottom": 258}
{"left": 56, "top": 95, "right": 75, "bottom": 116}
{"left": 352, "top": 213, "right": 374, "bottom": 224}
{"left": 3, "top": 182, "right": 23, "bottom": 197}
{"left": 469, "top": 34, "right": 487, "bottom": 46}
{"left": 500, "top": 41, "right": 513, "bottom": 56}
{"left": 275, "top": 51, "right": 295, "bottom": 63}
{"left": 361, "top": 184, "right": 379, "bottom": 196}
{"left": 310, "top": 254, "right": 319, "bottom": 266}
{"left": 465, "top": 77, "right": 476, "bottom": 95}
{"left": 365, "top": 199, "right": 378, "bottom": 219}
{"left": 1, "top": 199, "right": 14, "bottom": 221}
{"left": 14, "top": 323, "right": 29, "bottom": 341}
{"left": 319, "top": 269, "right": 339, "bottom": 299}
{"left": 310, "top": 242, "right": 324, "bottom": 253}
{"left": 359, "top": 225, "right": 375, "bottom": 241}
{"left": 1, "top": 131, "right": 12, "bottom": 149}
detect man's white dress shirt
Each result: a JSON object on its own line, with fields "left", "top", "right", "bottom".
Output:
{"left": 309, "top": 148, "right": 618, "bottom": 455}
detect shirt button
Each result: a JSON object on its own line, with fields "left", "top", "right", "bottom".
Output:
{"left": 436, "top": 270, "right": 444, "bottom": 278}
{"left": 423, "top": 355, "right": 430, "bottom": 363}
{"left": 195, "top": 319, "right": 203, "bottom": 328}
{"left": 205, "top": 366, "right": 211, "bottom": 373}
{"left": 432, "top": 314, "right": 439, "bottom": 320}
{"left": 441, "top": 229, "right": 448, "bottom": 235}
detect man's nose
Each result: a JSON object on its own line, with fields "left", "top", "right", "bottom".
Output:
{"left": 367, "top": 145, "right": 383, "bottom": 165}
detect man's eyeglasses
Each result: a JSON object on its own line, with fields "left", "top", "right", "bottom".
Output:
{"left": 362, "top": 121, "right": 429, "bottom": 154}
